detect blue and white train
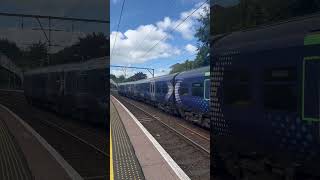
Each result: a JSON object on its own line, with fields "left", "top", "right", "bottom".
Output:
{"left": 118, "top": 66, "right": 210, "bottom": 128}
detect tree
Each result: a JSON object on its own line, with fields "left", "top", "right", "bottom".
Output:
{"left": 170, "top": 5, "right": 210, "bottom": 74}
{"left": 212, "top": 0, "right": 320, "bottom": 35}
{"left": 50, "top": 32, "right": 109, "bottom": 65}
{"left": 127, "top": 72, "right": 147, "bottom": 81}
{"left": 170, "top": 60, "right": 195, "bottom": 74}
{"left": 0, "top": 39, "right": 22, "bottom": 61}
{"left": 110, "top": 72, "right": 147, "bottom": 83}
{"left": 110, "top": 74, "right": 117, "bottom": 81}
{"left": 25, "top": 41, "right": 48, "bottom": 67}
{"left": 194, "top": 5, "right": 210, "bottom": 67}
{"left": 0, "top": 39, "right": 49, "bottom": 69}
{"left": 117, "top": 75, "right": 126, "bottom": 83}
{"left": 110, "top": 74, "right": 126, "bottom": 83}
{"left": 77, "top": 32, "right": 109, "bottom": 59}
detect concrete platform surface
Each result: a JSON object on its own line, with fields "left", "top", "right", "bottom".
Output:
{"left": 110, "top": 99, "right": 145, "bottom": 180}
{"left": 111, "top": 95, "right": 190, "bottom": 180}
{"left": 0, "top": 104, "right": 82, "bottom": 180}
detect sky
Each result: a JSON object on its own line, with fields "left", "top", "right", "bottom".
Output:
{"left": 0, "top": 0, "right": 109, "bottom": 53}
{"left": 110, "top": 0, "right": 209, "bottom": 78}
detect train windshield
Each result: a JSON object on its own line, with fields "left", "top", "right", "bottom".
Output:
{"left": 211, "top": 0, "right": 320, "bottom": 35}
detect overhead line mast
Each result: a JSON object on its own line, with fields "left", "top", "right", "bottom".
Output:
{"left": 110, "top": 65, "right": 155, "bottom": 78}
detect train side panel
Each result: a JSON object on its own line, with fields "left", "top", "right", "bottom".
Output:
{"left": 23, "top": 58, "right": 108, "bottom": 125}
{"left": 211, "top": 14, "right": 320, "bottom": 178}
{"left": 175, "top": 67, "right": 210, "bottom": 128}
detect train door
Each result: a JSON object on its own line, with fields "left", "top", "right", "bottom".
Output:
{"left": 59, "top": 70, "right": 65, "bottom": 97}
{"left": 204, "top": 79, "right": 210, "bottom": 101}
{"left": 302, "top": 57, "right": 320, "bottom": 122}
{"left": 302, "top": 56, "right": 320, "bottom": 147}
{"left": 150, "top": 81, "right": 156, "bottom": 101}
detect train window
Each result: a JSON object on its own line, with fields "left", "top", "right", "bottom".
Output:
{"left": 264, "top": 85, "right": 297, "bottom": 112}
{"left": 263, "top": 67, "right": 297, "bottom": 111}
{"left": 179, "top": 87, "right": 189, "bottom": 96}
{"left": 146, "top": 84, "right": 150, "bottom": 91}
{"left": 224, "top": 69, "right": 249, "bottom": 82}
{"left": 162, "top": 84, "right": 168, "bottom": 94}
{"left": 156, "top": 85, "right": 161, "bottom": 94}
{"left": 264, "top": 67, "right": 296, "bottom": 82}
{"left": 192, "top": 83, "right": 204, "bottom": 97}
{"left": 204, "top": 79, "right": 210, "bottom": 100}
{"left": 224, "top": 84, "right": 251, "bottom": 106}
{"left": 151, "top": 83, "right": 154, "bottom": 93}
{"left": 223, "top": 69, "right": 251, "bottom": 106}
{"left": 78, "top": 73, "right": 88, "bottom": 92}
{"left": 150, "top": 82, "right": 155, "bottom": 94}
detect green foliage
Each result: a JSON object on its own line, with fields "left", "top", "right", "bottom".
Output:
{"left": 194, "top": 5, "right": 210, "bottom": 66}
{"left": 212, "top": 0, "right": 320, "bottom": 35}
{"left": 0, "top": 39, "right": 47, "bottom": 69}
{"left": 25, "top": 41, "right": 48, "bottom": 67}
{"left": 117, "top": 75, "right": 126, "bottom": 83}
{"left": 0, "top": 32, "right": 108, "bottom": 70}
{"left": 170, "top": 60, "right": 194, "bottom": 74}
{"left": 0, "top": 39, "right": 22, "bottom": 61}
{"left": 170, "top": 6, "right": 210, "bottom": 74}
{"left": 110, "top": 74, "right": 117, "bottom": 81}
{"left": 127, "top": 72, "right": 147, "bottom": 82}
{"left": 50, "top": 32, "right": 109, "bottom": 65}
{"left": 111, "top": 72, "right": 147, "bottom": 83}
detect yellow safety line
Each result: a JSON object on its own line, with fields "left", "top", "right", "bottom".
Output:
{"left": 110, "top": 126, "right": 114, "bottom": 180}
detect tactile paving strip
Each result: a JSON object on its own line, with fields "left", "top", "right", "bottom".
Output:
{"left": 0, "top": 117, "right": 33, "bottom": 180}
{"left": 110, "top": 100, "right": 145, "bottom": 180}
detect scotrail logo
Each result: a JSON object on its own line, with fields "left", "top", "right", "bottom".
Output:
{"left": 174, "top": 80, "right": 182, "bottom": 104}
{"left": 165, "top": 81, "right": 174, "bottom": 101}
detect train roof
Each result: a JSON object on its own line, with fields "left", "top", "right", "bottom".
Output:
{"left": 118, "top": 66, "right": 209, "bottom": 86}
{"left": 176, "top": 66, "right": 210, "bottom": 78}
{"left": 213, "top": 13, "right": 320, "bottom": 54}
{"left": 110, "top": 79, "right": 118, "bottom": 87}
{"left": 25, "top": 56, "right": 109, "bottom": 75}
{"left": 118, "top": 73, "right": 177, "bottom": 86}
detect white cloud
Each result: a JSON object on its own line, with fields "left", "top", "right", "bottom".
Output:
{"left": 110, "top": 68, "right": 136, "bottom": 78}
{"left": 156, "top": 17, "right": 172, "bottom": 30}
{"left": 110, "top": 24, "right": 180, "bottom": 65}
{"left": 111, "top": 67, "right": 163, "bottom": 78}
{"left": 154, "top": 68, "right": 170, "bottom": 77}
{"left": 155, "top": 2, "right": 209, "bottom": 40}
{"left": 110, "top": 2, "right": 208, "bottom": 65}
{"left": 185, "top": 44, "right": 197, "bottom": 54}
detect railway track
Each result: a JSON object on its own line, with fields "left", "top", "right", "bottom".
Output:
{"left": 117, "top": 94, "right": 210, "bottom": 151}
{"left": 0, "top": 91, "right": 108, "bottom": 180}
{"left": 115, "top": 95, "right": 210, "bottom": 179}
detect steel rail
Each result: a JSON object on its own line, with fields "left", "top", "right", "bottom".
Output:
{"left": 119, "top": 96, "right": 210, "bottom": 155}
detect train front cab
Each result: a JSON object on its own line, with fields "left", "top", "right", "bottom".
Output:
{"left": 175, "top": 67, "right": 210, "bottom": 128}
{"left": 212, "top": 20, "right": 320, "bottom": 179}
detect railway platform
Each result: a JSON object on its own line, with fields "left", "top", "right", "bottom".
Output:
{"left": 110, "top": 95, "right": 190, "bottom": 180}
{"left": 0, "top": 103, "right": 82, "bottom": 180}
